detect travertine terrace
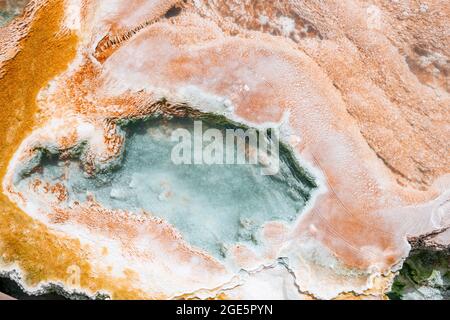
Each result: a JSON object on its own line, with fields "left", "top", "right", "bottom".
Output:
{"left": 0, "top": 0, "right": 449, "bottom": 299}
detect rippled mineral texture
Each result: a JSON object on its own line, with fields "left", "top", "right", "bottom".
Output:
{"left": 0, "top": 0, "right": 449, "bottom": 300}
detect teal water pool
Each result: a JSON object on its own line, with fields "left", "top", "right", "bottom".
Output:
{"left": 19, "top": 116, "right": 317, "bottom": 258}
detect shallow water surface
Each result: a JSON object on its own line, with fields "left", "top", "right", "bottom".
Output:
{"left": 21, "top": 117, "right": 317, "bottom": 258}
{"left": 0, "top": 0, "right": 30, "bottom": 27}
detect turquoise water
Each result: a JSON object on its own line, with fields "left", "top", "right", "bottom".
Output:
{"left": 0, "top": 1, "right": 29, "bottom": 27}
{"left": 21, "top": 117, "right": 316, "bottom": 258}
{"left": 0, "top": 11, "right": 13, "bottom": 27}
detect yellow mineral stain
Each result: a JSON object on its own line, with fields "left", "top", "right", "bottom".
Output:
{"left": 0, "top": 0, "right": 81, "bottom": 286}
{"left": 0, "top": 0, "right": 148, "bottom": 299}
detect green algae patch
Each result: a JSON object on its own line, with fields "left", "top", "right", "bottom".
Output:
{"left": 388, "top": 249, "right": 450, "bottom": 300}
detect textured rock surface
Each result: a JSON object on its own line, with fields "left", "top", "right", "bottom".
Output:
{"left": 388, "top": 249, "right": 450, "bottom": 300}
{"left": 0, "top": 0, "right": 449, "bottom": 299}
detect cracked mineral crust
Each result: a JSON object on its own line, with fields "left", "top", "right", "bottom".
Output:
{"left": 0, "top": 0, "right": 449, "bottom": 300}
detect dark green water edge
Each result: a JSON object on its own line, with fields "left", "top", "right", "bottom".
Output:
{"left": 388, "top": 249, "right": 450, "bottom": 300}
